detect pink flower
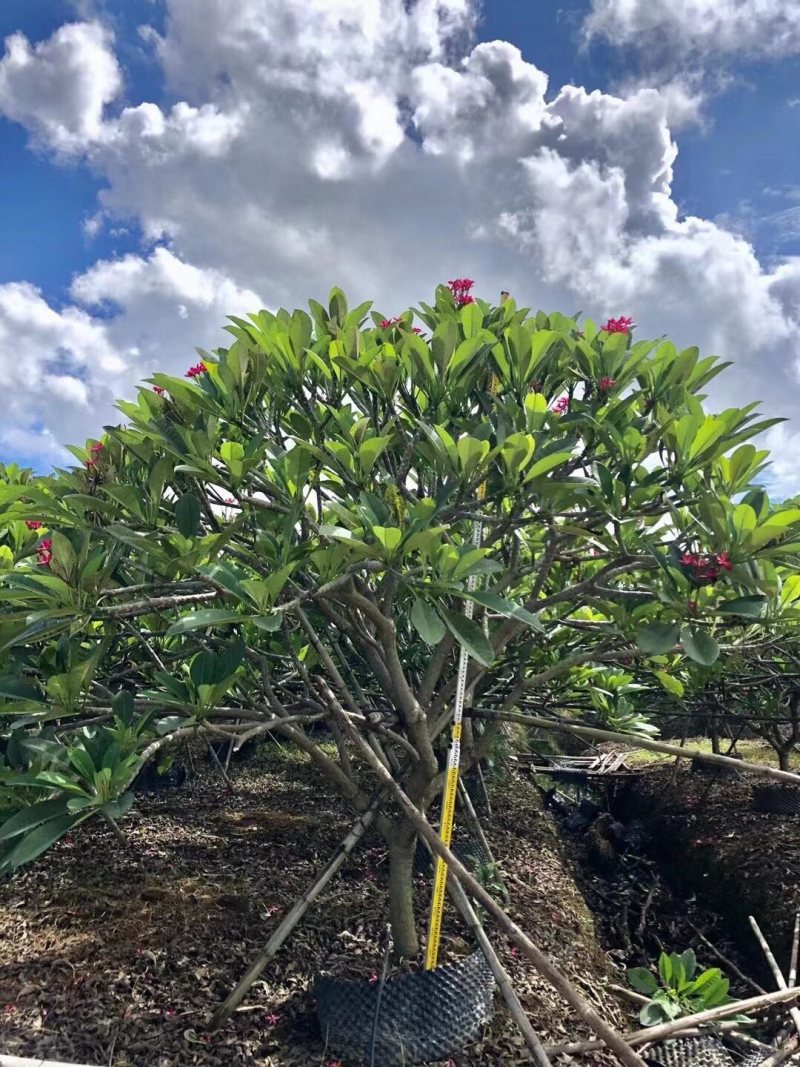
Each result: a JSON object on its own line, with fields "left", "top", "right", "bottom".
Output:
{"left": 153, "top": 385, "right": 165, "bottom": 395}
{"left": 412, "top": 326, "right": 423, "bottom": 334}
{"left": 598, "top": 377, "right": 616, "bottom": 392}
{"left": 25, "top": 520, "right": 43, "bottom": 530}
{"left": 552, "top": 396, "right": 570, "bottom": 415}
{"left": 90, "top": 441, "right": 104, "bottom": 454}
{"left": 448, "top": 277, "right": 475, "bottom": 308}
{"left": 265, "top": 1012, "right": 282, "bottom": 1026}
{"left": 185, "top": 362, "right": 207, "bottom": 378}
{"left": 328, "top": 1061, "right": 344, "bottom": 1067}
{"left": 368, "top": 973, "right": 379, "bottom": 984}
{"left": 37, "top": 539, "right": 52, "bottom": 566}
{"left": 3, "top": 1005, "right": 17, "bottom": 1015}
{"left": 717, "top": 551, "right": 733, "bottom": 572}
{"left": 265, "top": 904, "right": 283, "bottom": 916}
{"left": 379, "top": 317, "right": 402, "bottom": 329}
{"left": 164, "top": 1008, "right": 176, "bottom": 1018}
{"left": 602, "top": 316, "right": 634, "bottom": 334}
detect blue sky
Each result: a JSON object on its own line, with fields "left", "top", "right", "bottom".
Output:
{"left": 1, "top": 0, "right": 800, "bottom": 492}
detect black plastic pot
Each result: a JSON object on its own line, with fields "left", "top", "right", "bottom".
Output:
{"left": 315, "top": 949, "right": 494, "bottom": 1065}
{"left": 752, "top": 782, "right": 800, "bottom": 815}
{"left": 644, "top": 1035, "right": 745, "bottom": 1067}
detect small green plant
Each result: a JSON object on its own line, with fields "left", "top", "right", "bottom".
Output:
{"left": 628, "top": 950, "right": 731, "bottom": 1025}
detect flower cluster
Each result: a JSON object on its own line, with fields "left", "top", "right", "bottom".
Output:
{"left": 85, "top": 441, "right": 104, "bottom": 469}
{"left": 25, "top": 520, "right": 43, "bottom": 530}
{"left": 185, "top": 362, "right": 207, "bottom": 378}
{"left": 379, "top": 316, "right": 402, "bottom": 329}
{"left": 152, "top": 385, "right": 165, "bottom": 395}
{"left": 448, "top": 278, "right": 475, "bottom": 307}
{"left": 602, "top": 316, "right": 634, "bottom": 334}
{"left": 552, "top": 395, "right": 570, "bottom": 415}
{"left": 598, "top": 376, "right": 616, "bottom": 392}
{"left": 680, "top": 551, "right": 733, "bottom": 585}
{"left": 37, "top": 539, "right": 52, "bottom": 566}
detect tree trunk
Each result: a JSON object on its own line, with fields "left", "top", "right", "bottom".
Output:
{"left": 388, "top": 829, "right": 419, "bottom": 958}
{"left": 779, "top": 747, "right": 792, "bottom": 772}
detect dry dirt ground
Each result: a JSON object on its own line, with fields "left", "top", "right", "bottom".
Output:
{"left": 0, "top": 745, "right": 628, "bottom": 1066}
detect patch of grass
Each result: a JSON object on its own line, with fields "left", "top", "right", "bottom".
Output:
{"left": 622, "top": 737, "right": 800, "bottom": 770}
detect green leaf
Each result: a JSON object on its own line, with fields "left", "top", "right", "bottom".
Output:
{"left": 716, "top": 595, "right": 766, "bottom": 619}
{"left": 166, "top": 609, "right": 246, "bottom": 636}
{"left": 175, "top": 492, "right": 202, "bottom": 538}
{"left": 679, "top": 949, "right": 697, "bottom": 982}
{"left": 0, "top": 674, "right": 45, "bottom": 703}
{"left": 411, "top": 597, "right": 446, "bottom": 645}
{"left": 658, "top": 952, "right": 673, "bottom": 986}
{"left": 0, "top": 812, "right": 85, "bottom": 872}
{"left": 0, "top": 798, "right": 70, "bottom": 842}
{"left": 681, "top": 626, "right": 720, "bottom": 666}
{"left": 636, "top": 621, "right": 680, "bottom": 656}
{"left": 527, "top": 451, "right": 573, "bottom": 480}
{"left": 443, "top": 611, "right": 495, "bottom": 667}
{"left": 653, "top": 669, "right": 684, "bottom": 698}
{"left": 467, "top": 590, "right": 543, "bottom": 630}
{"left": 628, "top": 968, "right": 658, "bottom": 996}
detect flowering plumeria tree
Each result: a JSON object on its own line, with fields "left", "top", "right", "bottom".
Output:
{"left": 1, "top": 283, "right": 799, "bottom": 959}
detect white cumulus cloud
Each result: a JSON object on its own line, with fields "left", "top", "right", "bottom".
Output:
{"left": 0, "top": 21, "right": 122, "bottom": 152}
{"left": 1, "top": 1, "right": 800, "bottom": 497}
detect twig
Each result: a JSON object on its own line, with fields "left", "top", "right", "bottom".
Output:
{"left": 207, "top": 743, "right": 235, "bottom": 794}
{"left": 609, "top": 983, "right": 650, "bottom": 1007}
{"left": 749, "top": 915, "right": 800, "bottom": 1038}
{"left": 687, "top": 920, "right": 767, "bottom": 995}
{"left": 636, "top": 876, "right": 658, "bottom": 941}
{"left": 544, "top": 985, "right": 800, "bottom": 1056}
{"left": 369, "top": 924, "right": 392, "bottom": 1067}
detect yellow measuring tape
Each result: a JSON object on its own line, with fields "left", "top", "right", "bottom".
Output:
{"left": 424, "top": 292, "right": 508, "bottom": 971}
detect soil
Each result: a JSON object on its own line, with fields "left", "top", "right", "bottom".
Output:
{"left": 617, "top": 765, "right": 800, "bottom": 975}
{"left": 0, "top": 745, "right": 627, "bottom": 1067}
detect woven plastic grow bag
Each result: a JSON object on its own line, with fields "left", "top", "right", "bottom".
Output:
{"left": 315, "top": 949, "right": 494, "bottom": 1065}
{"left": 644, "top": 1035, "right": 761, "bottom": 1067}
{"left": 412, "top": 834, "right": 492, "bottom": 878}
{"left": 752, "top": 783, "right": 800, "bottom": 815}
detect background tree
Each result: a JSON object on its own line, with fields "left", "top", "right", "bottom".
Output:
{"left": 1, "top": 283, "right": 799, "bottom": 958}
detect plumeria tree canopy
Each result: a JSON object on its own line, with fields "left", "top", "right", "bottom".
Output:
{"left": 1, "top": 283, "right": 800, "bottom": 956}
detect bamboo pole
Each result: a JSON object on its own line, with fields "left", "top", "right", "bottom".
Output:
{"left": 757, "top": 1034, "right": 800, "bottom": 1067}
{"left": 749, "top": 916, "right": 800, "bottom": 1039}
{"left": 0, "top": 1058, "right": 102, "bottom": 1067}
{"left": 445, "top": 872, "right": 552, "bottom": 1066}
{"left": 323, "top": 684, "right": 648, "bottom": 1067}
{"left": 544, "top": 984, "right": 800, "bottom": 1056}
{"left": 211, "top": 801, "right": 378, "bottom": 1025}
{"left": 790, "top": 913, "right": 800, "bottom": 989}
{"left": 469, "top": 709, "right": 800, "bottom": 785}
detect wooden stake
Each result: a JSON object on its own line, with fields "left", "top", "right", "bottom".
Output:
{"left": 545, "top": 984, "right": 800, "bottom": 1056}
{"left": 749, "top": 915, "right": 800, "bottom": 1038}
{"left": 211, "top": 801, "right": 378, "bottom": 1025}
{"left": 790, "top": 912, "right": 800, "bottom": 989}
{"left": 445, "top": 868, "right": 552, "bottom": 1066}
{"left": 324, "top": 684, "right": 649, "bottom": 1067}
{"left": 469, "top": 709, "right": 800, "bottom": 785}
